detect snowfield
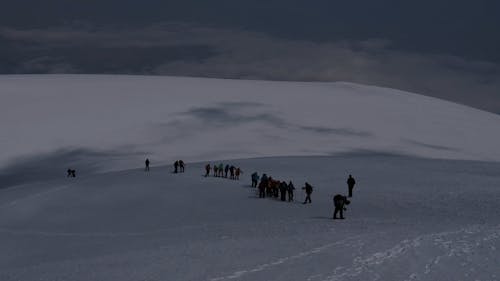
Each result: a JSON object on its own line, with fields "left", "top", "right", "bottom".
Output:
{"left": 0, "top": 75, "right": 499, "bottom": 280}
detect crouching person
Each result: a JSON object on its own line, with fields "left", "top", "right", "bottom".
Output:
{"left": 333, "top": 194, "right": 350, "bottom": 219}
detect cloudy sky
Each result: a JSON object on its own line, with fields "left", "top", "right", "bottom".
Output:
{"left": 1, "top": 0, "right": 499, "bottom": 113}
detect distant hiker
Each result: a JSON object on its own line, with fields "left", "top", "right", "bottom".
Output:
{"left": 347, "top": 174, "right": 356, "bottom": 197}
{"left": 302, "top": 182, "right": 313, "bottom": 204}
{"left": 205, "top": 164, "right": 211, "bottom": 177}
{"left": 145, "top": 158, "right": 150, "bottom": 171}
{"left": 258, "top": 174, "right": 268, "bottom": 198}
{"left": 174, "top": 160, "right": 179, "bottom": 173}
{"left": 214, "top": 165, "right": 219, "bottom": 177}
{"left": 179, "top": 160, "right": 185, "bottom": 173}
{"left": 70, "top": 169, "right": 76, "bottom": 177}
{"left": 251, "top": 172, "right": 259, "bottom": 187}
{"left": 229, "top": 166, "right": 235, "bottom": 179}
{"left": 235, "top": 168, "right": 242, "bottom": 180}
{"left": 67, "top": 169, "right": 72, "bottom": 177}
{"left": 287, "top": 181, "right": 295, "bottom": 202}
{"left": 279, "top": 181, "right": 288, "bottom": 201}
{"left": 218, "top": 163, "right": 224, "bottom": 177}
{"left": 225, "top": 165, "right": 230, "bottom": 178}
{"left": 333, "top": 194, "right": 351, "bottom": 219}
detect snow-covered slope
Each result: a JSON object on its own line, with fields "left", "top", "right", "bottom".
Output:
{"left": 1, "top": 74, "right": 500, "bottom": 177}
{"left": 1, "top": 156, "right": 499, "bottom": 281}
{"left": 1, "top": 75, "right": 499, "bottom": 280}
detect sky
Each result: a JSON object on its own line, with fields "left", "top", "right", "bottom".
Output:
{"left": 1, "top": 0, "right": 499, "bottom": 113}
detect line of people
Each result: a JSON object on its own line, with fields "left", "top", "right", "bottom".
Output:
{"left": 205, "top": 163, "right": 242, "bottom": 180}
{"left": 253, "top": 172, "right": 300, "bottom": 202}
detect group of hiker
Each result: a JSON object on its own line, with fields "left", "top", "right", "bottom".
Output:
{"left": 252, "top": 172, "right": 297, "bottom": 202}
{"left": 173, "top": 160, "right": 185, "bottom": 173}
{"left": 66, "top": 169, "right": 76, "bottom": 177}
{"left": 71, "top": 157, "right": 358, "bottom": 220}
{"left": 144, "top": 159, "right": 186, "bottom": 174}
{"left": 252, "top": 171, "right": 356, "bottom": 219}
{"left": 205, "top": 163, "right": 242, "bottom": 180}
{"left": 252, "top": 172, "right": 315, "bottom": 204}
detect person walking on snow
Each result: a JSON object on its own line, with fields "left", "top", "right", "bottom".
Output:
{"left": 333, "top": 194, "right": 350, "bottom": 219}
{"left": 145, "top": 158, "right": 150, "bottom": 171}
{"left": 218, "top": 163, "right": 224, "bottom": 177}
{"left": 179, "top": 160, "right": 185, "bottom": 173}
{"left": 302, "top": 182, "right": 313, "bottom": 204}
{"left": 225, "top": 165, "right": 230, "bottom": 178}
{"left": 347, "top": 174, "right": 356, "bottom": 197}
{"left": 235, "top": 168, "right": 242, "bottom": 180}
{"left": 279, "top": 181, "right": 288, "bottom": 201}
{"left": 251, "top": 172, "right": 259, "bottom": 187}
{"left": 205, "top": 164, "right": 211, "bottom": 177}
{"left": 287, "top": 181, "right": 295, "bottom": 202}
{"left": 214, "top": 165, "right": 219, "bottom": 177}
{"left": 174, "top": 160, "right": 179, "bottom": 173}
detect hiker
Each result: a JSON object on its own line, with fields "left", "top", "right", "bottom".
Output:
{"left": 333, "top": 194, "right": 351, "bottom": 219}
{"left": 205, "top": 164, "right": 211, "bottom": 177}
{"left": 179, "top": 160, "right": 185, "bottom": 173}
{"left": 218, "top": 163, "right": 224, "bottom": 177}
{"left": 287, "top": 181, "right": 295, "bottom": 202}
{"left": 214, "top": 165, "right": 219, "bottom": 177}
{"left": 145, "top": 158, "right": 150, "bottom": 171}
{"left": 347, "top": 174, "right": 356, "bottom": 197}
{"left": 251, "top": 172, "right": 259, "bottom": 187}
{"left": 302, "top": 182, "right": 313, "bottom": 204}
{"left": 229, "top": 166, "right": 235, "bottom": 179}
{"left": 174, "top": 160, "right": 179, "bottom": 173}
{"left": 279, "top": 181, "right": 288, "bottom": 201}
{"left": 235, "top": 168, "right": 242, "bottom": 180}
{"left": 225, "top": 165, "right": 230, "bottom": 178}
{"left": 71, "top": 169, "right": 76, "bottom": 177}
{"left": 67, "top": 168, "right": 73, "bottom": 177}
{"left": 258, "top": 176, "right": 268, "bottom": 198}
{"left": 259, "top": 177, "right": 267, "bottom": 198}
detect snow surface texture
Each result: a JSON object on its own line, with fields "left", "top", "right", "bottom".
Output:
{"left": 1, "top": 75, "right": 500, "bottom": 177}
{"left": 0, "top": 156, "right": 499, "bottom": 281}
{"left": 0, "top": 75, "right": 499, "bottom": 280}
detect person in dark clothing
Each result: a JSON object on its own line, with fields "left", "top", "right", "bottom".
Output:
{"left": 347, "top": 174, "right": 356, "bottom": 197}
{"left": 179, "top": 160, "right": 185, "bottom": 173}
{"left": 205, "top": 164, "right": 211, "bottom": 177}
{"left": 258, "top": 179, "right": 267, "bottom": 198}
{"left": 333, "top": 194, "right": 351, "bottom": 219}
{"left": 174, "top": 161, "right": 179, "bottom": 173}
{"left": 229, "top": 166, "right": 235, "bottom": 179}
{"left": 251, "top": 172, "right": 259, "bottom": 187}
{"left": 302, "top": 182, "right": 313, "bottom": 204}
{"left": 287, "top": 181, "right": 295, "bottom": 202}
{"left": 235, "top": 168, "right": 242, "bottom": 180}
{"left": 67, "top": 168, "right": 73, "bottom": 177}
{"left": 145, "top": 158, "right": 150, "bottom": 171}
{"left": 71, "top": 169, "right": 76, "bottom": 177}
{"left": 279, "top": 181, "right": 287, "bottom": 201}
{"left": 225, "top": 165, "right": 230, "bottom": 178}
{"left": 213, "top": 165, "right": 219, "bottom": 177}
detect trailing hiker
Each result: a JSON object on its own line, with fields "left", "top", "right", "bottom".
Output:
{"left": 333, "top": 194, "right": 351, "bottom": 219}
{"left": 174, "top": 160, "right": 179, "bottom": 173}
{"left": 179, "top": 160, "right": 185, "bottom": 173}
{"left": 145, "top": 158, "right": 150, "bottom": 171}
{"left": 205, "top": 164, "right": 211, "bottom": 177}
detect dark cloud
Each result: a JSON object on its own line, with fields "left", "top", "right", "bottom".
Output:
{"left": 1, "top": 23, "right": 500, "bottom": 113}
